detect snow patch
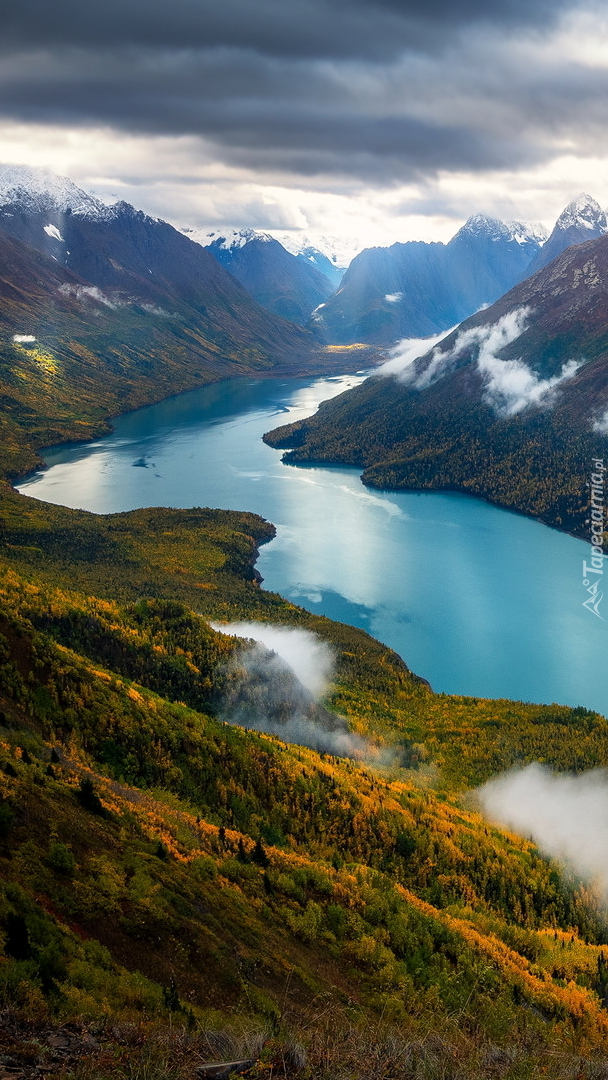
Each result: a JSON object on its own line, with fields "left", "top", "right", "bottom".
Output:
{"left": 43, "top": 223, "right": 64, "bottom": 242}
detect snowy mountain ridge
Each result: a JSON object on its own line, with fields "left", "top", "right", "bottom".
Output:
{"left": 0, "top": 165, "right": 167, "bottom": 232}
{"left": 269, "top": 231, "right": 354, "bottom": 270}
{"left": 0, "top": 163, "right": 111, "bottom": 219}
{"left": 182, "top": 225, "right": 351, "bottom": 275}
{"left": 457, "top": 214, "right": 548, "bottom": 246}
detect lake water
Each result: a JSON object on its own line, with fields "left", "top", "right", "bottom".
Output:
{"left": 16, "top": 372, "right": 608, "bottom": 716}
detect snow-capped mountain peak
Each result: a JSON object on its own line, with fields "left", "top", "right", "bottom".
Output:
{"left": 458, "top": 214, "right": 547, "bottom": 245}
{"left": 460, "top": 213, "right": 508, "bottom": 239}
{"left": 555, "top": 193, "right": 607, "bottom": 234}
{"left": 0, "top": 163, "right": 110, "bottom": 219}
{"left": 180, "top": 225, "right": 354, "bottom": 275}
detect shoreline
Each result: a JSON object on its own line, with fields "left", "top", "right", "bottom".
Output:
{"left": 3, "top": 343, "right": 383, "bottom": 488}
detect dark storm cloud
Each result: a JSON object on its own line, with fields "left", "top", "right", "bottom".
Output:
{"left": 0, "top": 0, "right": 599, "bottom": 184}
{"left": 0, "top": 0, "right": 577, "bottom": 60}
{"left": 0, "top": 46, "right": 543, "bottom": 179}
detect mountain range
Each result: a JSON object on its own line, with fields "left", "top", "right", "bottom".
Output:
{"left": 264, "top": 223, "right": 608, "bottom": 539}
{"left": 310, "top": 214, "right": 546, "bottom": 344}
{"left": 526, "top": 192, "right": 608, "bottom": 276}
{"left": 307, "top": 194, "right": 608, "bottom": 346}
{"left": 5, "top": 163, "right": 602, "bottom": 356}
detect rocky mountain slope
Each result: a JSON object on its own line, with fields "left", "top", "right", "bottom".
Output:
{"left": 0, "top": 168, "right": 379, "bottom": 478}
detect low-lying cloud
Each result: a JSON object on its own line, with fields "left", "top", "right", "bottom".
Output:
{"left": 58, "top": 282, "right": 119, "bottom": 308}
{"left": 391, "top": 306, "right": 580, "bottom": 416}
{"left": 473, "top": 308, "right": 580, "bottom": 415}
{"left": 376, "top": 329, "right": 453, "bottom": 378}
{"left": 58, "top": 283, "right": 170, "bottom": 317}
{"left": 593, "top": 407, "right": 608, "bottom": 435}
{"left": 210, "top": 621, "right": 372, "bottom": 758}
{"left": 212, "top": 621, "right": 333, "bottom": 696}
{"left": 477, "top": 763, "right": 608, "bottom": 900}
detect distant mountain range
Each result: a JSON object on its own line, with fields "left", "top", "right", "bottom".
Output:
{"left": 264, "top": 225, "right": 608, "bottom": 539}
{"left": 309, "top": 195, "right": 608, "bottom": 346}
{"left": 187, "top": 215, "right": 550, "bottom": 341}
{"left": 185, "top": 197, "right": 608, "bottom": 341}
{"left": 2, "top": 165, "right": 605, "bottom": 358}
{"left": 185, "top": 225, "right": 349, "bottom": 290}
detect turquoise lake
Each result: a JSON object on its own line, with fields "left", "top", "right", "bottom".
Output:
{"left": 16, "top": 372, "right": 608, "bottom": 716}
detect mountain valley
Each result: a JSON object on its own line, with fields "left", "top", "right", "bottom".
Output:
{"left": 1, "top": 165, "right": 608, "bottom": 1079}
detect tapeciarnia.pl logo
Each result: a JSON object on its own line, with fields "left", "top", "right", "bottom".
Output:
{"left": 582, "top": 458, "right": 606, "bottom": 619}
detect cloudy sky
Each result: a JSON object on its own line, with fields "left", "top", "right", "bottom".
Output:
{"left": 2, "top": 0, "right": 608, "bottom": 255}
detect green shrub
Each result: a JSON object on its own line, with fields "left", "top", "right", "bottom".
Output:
{"left": 48, "top": 842, "right": 76, "bottom": 875}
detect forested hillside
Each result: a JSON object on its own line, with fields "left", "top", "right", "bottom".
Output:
{"left": 2, "top": 479, "right": 608, "bottom": 1077}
